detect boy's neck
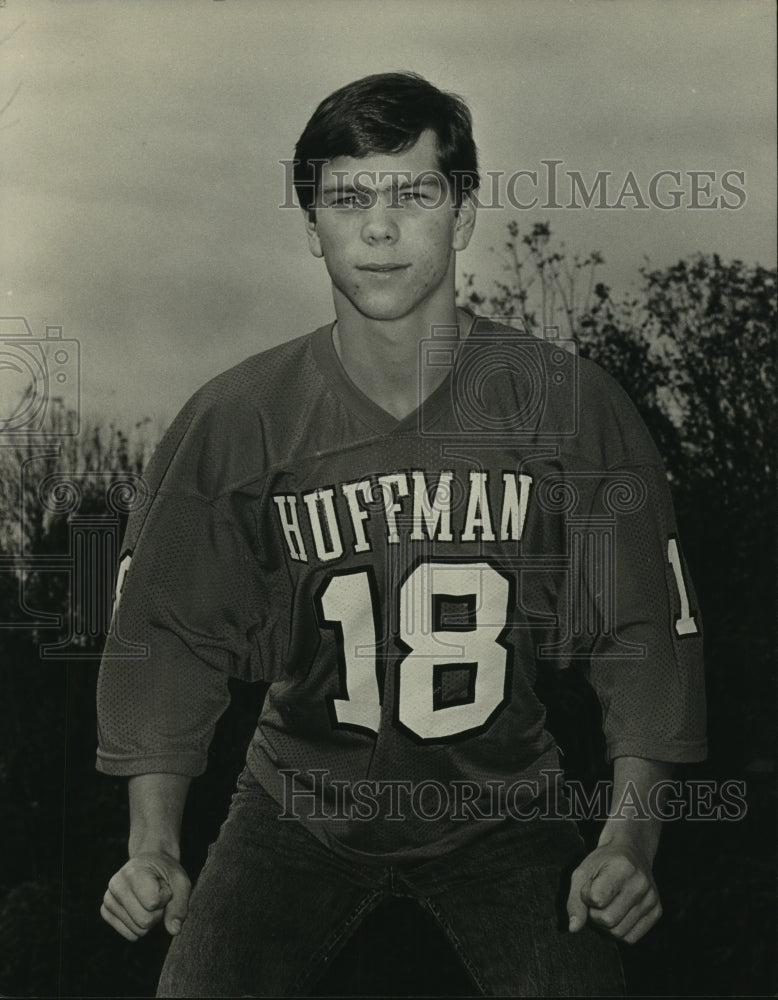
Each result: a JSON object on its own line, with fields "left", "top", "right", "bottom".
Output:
{"left": 332, "top": 304, "right": 473, "bottom": 421}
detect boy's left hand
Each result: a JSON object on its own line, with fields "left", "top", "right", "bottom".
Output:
{"left": 566, "top": 841, "right": 662, "bottom": 944}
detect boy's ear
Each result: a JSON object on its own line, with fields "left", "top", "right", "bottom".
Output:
{"left": 452, "top": 192, "right": 477, "bottom": 252}
{"left": 304, "top": 208, "right": 324, "bottom": 259}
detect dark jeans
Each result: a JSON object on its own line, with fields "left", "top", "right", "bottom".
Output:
{"left": 157, "top": 770, "right": 624, "bottom": 997}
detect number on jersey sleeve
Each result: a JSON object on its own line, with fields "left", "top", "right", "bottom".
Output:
{"left": 667, "top": 536, "right": 700, "bottom": 637}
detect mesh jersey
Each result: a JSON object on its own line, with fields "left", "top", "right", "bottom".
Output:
{"left": 97, "top": 313, "right": 706, "bottom": 861}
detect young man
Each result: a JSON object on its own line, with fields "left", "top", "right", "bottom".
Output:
{"left": 97, "top": 73, "right": 706, "bottom": 997}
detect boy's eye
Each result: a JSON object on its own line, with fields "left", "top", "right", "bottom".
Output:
{"left": 325, "top": 188, "right": 441, "bottom": 208}
{"left": 398, "top": 188, "right": 440, "bottom": 206}
{"left": 330, "top": 191, "right": 372, "bottom": 208}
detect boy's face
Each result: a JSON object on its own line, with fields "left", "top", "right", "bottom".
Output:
{"left": 305, "top": 130, "right": 476, "bottom": 323}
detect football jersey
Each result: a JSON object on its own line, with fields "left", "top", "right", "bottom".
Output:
{"left": 96, "top": 312, "right": 706, "bottom": 860}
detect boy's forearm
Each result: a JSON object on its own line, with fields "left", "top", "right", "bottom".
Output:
{"left": 597, "top": 756, "right": 675, "bottom": 863}
{"left": 128, "top": 773, "right": 192, "bottom": 860}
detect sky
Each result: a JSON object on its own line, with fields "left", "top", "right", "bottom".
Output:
{"left": 0, "top": 0, "right": 775, "bottom": 433}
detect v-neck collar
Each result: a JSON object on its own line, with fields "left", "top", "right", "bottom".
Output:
{"left": 311, "top": 311, "right": 477, "bottom": 437}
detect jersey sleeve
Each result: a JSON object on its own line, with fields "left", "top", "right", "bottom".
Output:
{"left": 575, "top": 461, "right": 707, "bottom": 764}
{"left": 96, "top": 393, "right": 267, "bottom": 778}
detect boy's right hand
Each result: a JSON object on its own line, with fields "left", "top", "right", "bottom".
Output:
{"left": 100, "top": 852, "right": 191, "bottom": 941}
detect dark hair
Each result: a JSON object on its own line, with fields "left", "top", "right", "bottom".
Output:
{"left": 293, "top": 72, "right": 480, "bottom": 213}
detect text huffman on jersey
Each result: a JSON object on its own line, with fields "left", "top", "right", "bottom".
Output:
{"left": 272, "top": 469, "right": 534, "bottom": 564}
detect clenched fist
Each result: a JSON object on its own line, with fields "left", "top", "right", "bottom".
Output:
{"left": 566, "top": 841, "right": 662, "bottom": 944}
{"left": 101, "top": 852, "right": 191, "bottom": 941}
